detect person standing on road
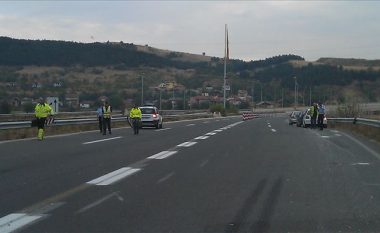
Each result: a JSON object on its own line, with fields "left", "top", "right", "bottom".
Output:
{"left": 102, "top": 101, "right": 112, "bottom": 135}
{"left": 129, "top": 104, "right": 142, "bottom": 135}
{"left": 310, "top": 103, "right": 318, "bottom": 129}
{"left": 34, "top": 97, "right": 54, "bottom": 141}
{"left": 317, "top": 102, "right": 326, "bottom": 130}
{"left": 96, "top": 104, "right": 103, "bottom": 133}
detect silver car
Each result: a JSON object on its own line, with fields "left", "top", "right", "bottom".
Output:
{"left": 139, "top": 106, "right": 163, "bottom": 129}
{"left": 288, "top": 111, "right": 301, "bottom": 125}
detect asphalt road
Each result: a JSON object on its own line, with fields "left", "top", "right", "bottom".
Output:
{"left": 1, "top": 115, "right": 380, "bottom": 233}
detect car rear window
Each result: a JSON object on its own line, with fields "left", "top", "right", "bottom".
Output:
{"left": 141, "top": 108, "right": 155, "bottom": 114}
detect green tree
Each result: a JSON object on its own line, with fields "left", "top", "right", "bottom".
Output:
{"left": 0, "top": 101, "right": 11, "bottom": 114}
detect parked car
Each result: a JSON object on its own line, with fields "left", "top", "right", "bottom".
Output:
{"left": 289, "top": 111, "right": 301, "bottom": 125}
{"left": 296, "top": 111, "right": 306, "bottom": 127}
{"left": 139, "top": 106, "right": 163, "bottom": 129}
{"left": 302, "top": 108, "right": 327, "bottom": 128}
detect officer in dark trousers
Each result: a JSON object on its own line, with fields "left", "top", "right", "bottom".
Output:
{"left": 129, "top": 104, "right": 142, "bottom": 135}
{"left": 102, "top": 101, "right": 112, "bottom": 135}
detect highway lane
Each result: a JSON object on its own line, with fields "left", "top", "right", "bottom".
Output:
{"left": 0, "top": 117, "right": 239, "bottom": 216}
{"left": 2, "top": 115, "right": 380, "bottom": 232}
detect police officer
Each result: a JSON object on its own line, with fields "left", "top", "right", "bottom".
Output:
{"left": 129, "top": 104, "right": 142, "bottom": 135}
{"left": 317, "top": 102, "right": 326, "bottom": 130}
{"left": 96, "top": 104, "right": 103, "bottom": 133}
{"left": 34, "top": 97, "right": 54, "bottom": 141}
{"left": 310, "top": 103, "right": 318, "bottom": 129}
{"left": 102, "top": 101, "right": 112, "bottom": 135}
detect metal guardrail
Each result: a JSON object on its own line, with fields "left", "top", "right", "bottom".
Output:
{"left": 0, "top": 113, "right": 213, "bottom": 130}
{"left": 328, "top": 117, "right": 380, "bottom": 128}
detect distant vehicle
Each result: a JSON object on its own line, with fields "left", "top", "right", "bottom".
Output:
{"left": 289, "top": 111, "right": 301, "bottom": 125}
{"left": 302, "top": 108, "right": 327, "bottom": 128}
{"left": 296, "top": 111, "right": 306, "bottom": 127}
{"left": 139, "top": 106, "right": 163, "bottom": 129}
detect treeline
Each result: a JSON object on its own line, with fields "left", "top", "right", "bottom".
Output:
{"left": 0, "top": 37, "right": 208, "bottom": 69}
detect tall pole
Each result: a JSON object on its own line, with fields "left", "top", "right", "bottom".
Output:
{"left": 282, "top": 88, "right": 284, "bottom": 108}
{"left": 159, "top": 88, "right": 162, "bottom": 110}
{"left": 309, "top": 86, "right": 312, "bottom": 106}
{"left": 183, "top": 89, "right": 186, "bottom": 110}
{"left": 223, "top": 24, "right": 227, "bottom": 109}
{"left": 141, "top": 74, "right": 144, "bottom": 106}
{"left": 260, "top": 85, "right": 263, "bottom": 102}
{"left": 294, "top": 76, "right": 297, "bottom": 109}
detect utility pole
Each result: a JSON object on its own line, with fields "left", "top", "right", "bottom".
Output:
{"left": 159, "top": 88, "right": 162, "bottom": 110}
{"left": 282, "top": 88, "right": 284, "bottom": 108}
{"left": 141, "top": 74, "right": 144, "bottom": 106}
{"left": 294, "top": 76, "right": 297, "bottom": 109}
{"left": 183, "top": 89, "right": 186, "bottom": 110}
{"left": 309, "top": 86, "right": 312, "bottom": 106}
{"left": 260, "top": 85, "right": 263, "bottom": 102}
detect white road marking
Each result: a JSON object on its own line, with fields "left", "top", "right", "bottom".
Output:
{"left": 203, "top": 121, "right": 209, "bottom": 124}
{"left": 75, "top": 192, "right": 121, "bottom": 214}
{"left": 177, "top": 141, "right": 198, "bottom": 147}
{"left": 205, "top": 132, "right": 217, "bottom": 136}
{"left": 148, "top": 151, "right": 178, "bottom": 160}
{"left": 331, "top": 130, "right": 339, "bottom": 133}
{"left": 321, "top": 136, "right": 331, "bottom": 138}
{"left": 213, "top": 129, "right": 223, "bottom": 132}
{"left": 271, "top": 129, "right": 277, "bottom": 132}
{"left": 0, "top": 213, "right": 43, "bottom": 233}
{"left": 87, "top": 167, "right": 140, "bottom": 185}
{"left": 352, "top": 162, "right": 370, "bottom": 166}
{"left": 157, "top": 172, "right": 175, "bottom": 184}
{"left": 186, "top": 124, "right": 195, "bottom": 126}
{"left": 199, "top": 159, "right": 209, "bottom": 168}
{"left": 82, "top": 136, "right": 122, "bottom": 145}
{"left": 155, "top": 128, "right": 171, "bottom": 131}
{"left": 335, "top": 134, "right": 342, "bottom": 137}
{"left": 194, "top": 136, "right": 209, "bottom": 140}
{"left": 268, "top": 125, "right": 272, "bottom": 128}
{"left": 340, "top": 132, "right": 380, "bottom": 160}
{"left": 220, "top": 127, "right": 229, "bottom": 130}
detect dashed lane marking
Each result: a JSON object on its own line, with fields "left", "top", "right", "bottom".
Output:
{"left": 177, "top": 141, "right": 198, "bottom": 147}
{"left": 147, "top": 151, "right": 178, "bottom": 160}
{"left": 194, "top": 136, "right": 209, "bottom": 140}
{"left": 86, "top": 167, "right": 141, "bottom": 186}
{"left": 186, "top": 124, "right": 195, "bottom": 126}
{"left": 271, "top": 129, "right": 277, "bottom": 132}
{"left": 0, "top": 213, "right": 43, "bottom": 233}
{"left": 82, "top": 136, "right": 122, "bottom": 145}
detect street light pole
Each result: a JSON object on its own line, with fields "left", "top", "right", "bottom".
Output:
{"left": 294, "top": 76, "right": 297, "bottom": 109}
{"left": 141, "top": 74, "right": 144, "bottom": 106}
{"left": 159, "top": 88, "right": 162, "bottom": 110}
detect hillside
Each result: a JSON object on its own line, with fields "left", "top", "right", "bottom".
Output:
{"left": 0, "top": 37, "right": 379, "bottom": 113}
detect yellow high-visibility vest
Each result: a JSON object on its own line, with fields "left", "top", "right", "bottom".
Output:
{"left": 102, "top": 106, "right": 112, "bottom": 118}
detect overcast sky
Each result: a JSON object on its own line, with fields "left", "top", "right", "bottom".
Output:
{"left": 1, "top": 1, "right": 380, "bottom": 61}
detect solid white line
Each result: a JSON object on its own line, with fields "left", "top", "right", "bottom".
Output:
{"left": 0, "top": 213, "right": 43, "bottom": 233}
{"left": 352, "top": 162, "right": 370, "bottom": 166}
{"left": 157, "top": 172, "right": 175, "bottom": 184}
{"left": 155, "top": 128, "right": 171, "bottom": 131}
{"left": 148, "top": 151, "right": 177, "bottom": 159}
{"left": 194, "top": 136, "right": 209, "bottom": 140}
{"left": 75, "top": 192, "right": 119, "bottom": 214}
{"left": 340, "top": 132, "right": 380, "bottom": 160}
{"left": 186, "top": 124, "right": 195, "bottom": 126}
{"left": 271, "top": 129, "right": 277, "bottom": 132}
{"left": 82, "top": 136, "right": 122, "bottom": 145}
{"left": 177, "top": 141, "right": 198, "bottom": 147}
{"left": 87, "top": 167, "right": 140, "bottom": 185}
{"left": 214, "top": 129, "right": 223, "bottom": 132}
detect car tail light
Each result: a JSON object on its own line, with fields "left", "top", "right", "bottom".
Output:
{"left": 153, "top": 114, "right": 157, "bottom": 118}
{"left": 324, "top": 117, "right": 327, "bottom": 120}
